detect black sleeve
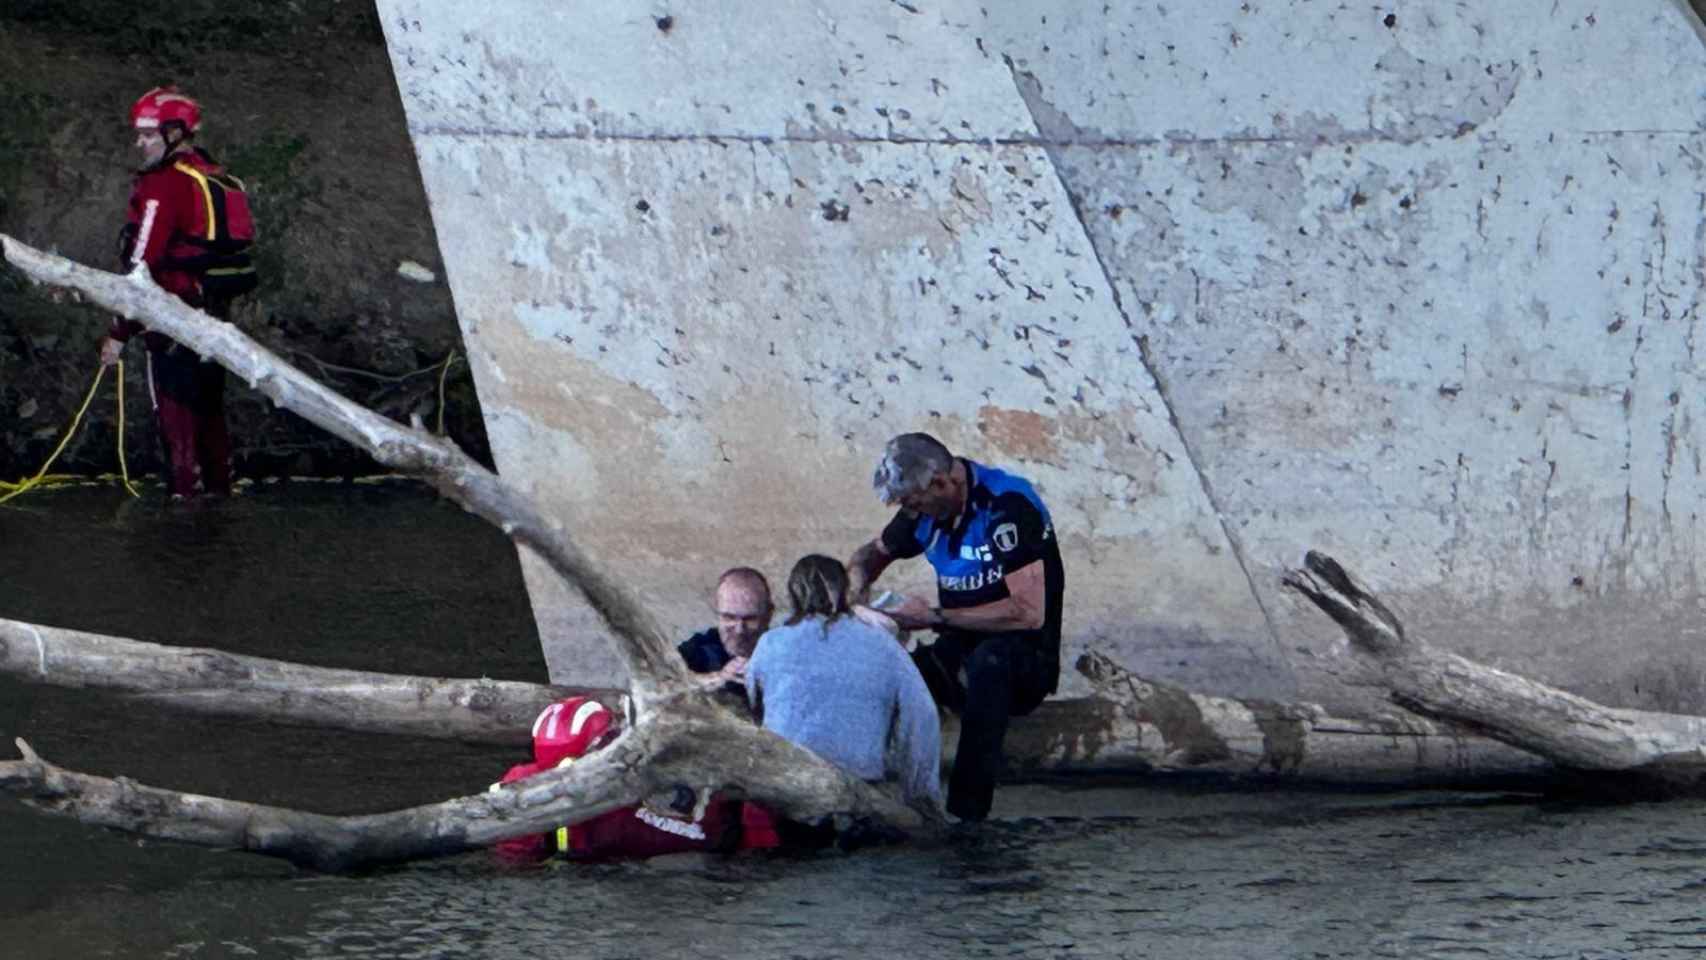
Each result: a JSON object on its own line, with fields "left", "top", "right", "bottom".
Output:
{"left": 989, "top": 492, "right": 1050, "bottom": 570}
{"left": 117, "top": 222, "right": 138, "bottom": 270}
{"left": 676, "top": 637, "right": 705, "bottom": 672}
{"left": 677, "top": 629, "right": 727, "bottom": 674}
{"left": 880, "top": 509, "right": 927, "bottom": 559}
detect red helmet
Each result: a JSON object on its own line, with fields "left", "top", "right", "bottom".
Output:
{"left": 130, "top": 86, "right": 201, "bottom": 133}
{"left": 530, "top": 696, "right": 616, "bottom": 767}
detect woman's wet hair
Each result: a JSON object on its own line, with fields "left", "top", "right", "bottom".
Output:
{"left": 785, "top": 554, "right": 852, "bottom": 626}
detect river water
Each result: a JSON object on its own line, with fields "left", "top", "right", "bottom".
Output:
{"left": 3, "top": 483, "right": 1705, "bottom": 959}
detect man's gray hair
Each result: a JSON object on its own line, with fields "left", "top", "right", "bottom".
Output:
{"left": 872, "top": 432, "right": 954, "bottom": 504}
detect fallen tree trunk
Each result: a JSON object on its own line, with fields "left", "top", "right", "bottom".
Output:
{"left": 3, "top": 610, "right": 1552, "bottom": 787}
{"left": 0, "top": 615, "right": 612, "bottom": 745}
{"left": 0, "top": 696, "right": 921, "bottom": 872}
{"left": 1283, "top": 550, "right": 1706, "bottom": 783}
{"left": 1037, "top": 651, "right": 1551, "bottom": 785}
{"left": 0, "top": 736, "right": 639, "bottom": 872}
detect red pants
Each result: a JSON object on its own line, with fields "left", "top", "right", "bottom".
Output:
{"left": 149, "top": 347, "right": 231, "bottom": 497}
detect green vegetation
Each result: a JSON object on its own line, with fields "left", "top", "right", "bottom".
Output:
{"left": 1, "top": 0, "right": 384, "bottom": 62}
{"left": 0, "top": 90, "right": 50, "bottom": 227}
{"left": 225, "top": 132, "right": 316, "bottom": 297}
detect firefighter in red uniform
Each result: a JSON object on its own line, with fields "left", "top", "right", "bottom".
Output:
{"left": 490, "top": 696, "right": 780, "bottom": 863}
{"left": 99, "top": 86, "right": 257, "bottom": 499}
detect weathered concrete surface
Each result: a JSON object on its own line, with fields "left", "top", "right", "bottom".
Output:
{"left": 377, "top": 1, "right": 1706, "bottom": 712}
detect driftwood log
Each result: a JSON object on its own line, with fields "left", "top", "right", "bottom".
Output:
{"left": 0, "top": 616, "right": 606, "bottom": 745}
{"left": 1283, "top": 550, "right": 1706, "bottom": 786}
{"left": 1056, "top": 650, "right": 1548, "bottom": 784}
{"left": 0, "top": 610, "right": 1549, "bottom": 786}
{"left": 0, "top": 235, "right": 926, "bottom": 870}
{"left": 0, "top": 696, "right": 902, "bottom": 873}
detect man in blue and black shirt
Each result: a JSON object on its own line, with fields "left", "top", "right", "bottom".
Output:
{"left": 847, "top": 432, "right": 1065, "bottom": 822}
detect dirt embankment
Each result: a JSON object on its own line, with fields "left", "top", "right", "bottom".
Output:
{"left": 0, "top": 0, "right": 492, "bottom": 481}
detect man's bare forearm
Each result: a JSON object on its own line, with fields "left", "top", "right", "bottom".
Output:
{"left": 930, "top": 561, "right": 1046, "bottom": 632}
{"left": 935, "top": 596, "right": 1042, "bottom": 633}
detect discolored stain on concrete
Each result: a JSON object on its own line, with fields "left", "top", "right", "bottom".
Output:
{"left": 977, "top": 405, "right": 1059, "bottom": 461}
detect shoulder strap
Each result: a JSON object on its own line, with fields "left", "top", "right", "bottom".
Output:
{"left": 171, "top": 160, "right": 220, "bottom": 242}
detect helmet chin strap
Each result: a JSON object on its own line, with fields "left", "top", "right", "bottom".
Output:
{"left": 141, "top": 122, "right": 191, "bottom": 172}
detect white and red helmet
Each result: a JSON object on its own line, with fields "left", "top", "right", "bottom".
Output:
{"left": 130, "top": 86, "right": 202, "bottom": 134}
{"left": 530, "top": 696, "right": 616, "bottom": 767}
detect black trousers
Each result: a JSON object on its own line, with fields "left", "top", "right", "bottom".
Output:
{"left": 911, "top": 632, "right": 1049, "bottom": 822}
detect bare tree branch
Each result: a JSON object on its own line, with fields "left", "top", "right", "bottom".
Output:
{"left": 1, "top": 732, "right": 648, "bottom": 872}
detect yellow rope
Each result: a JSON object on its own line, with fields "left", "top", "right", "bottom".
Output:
{"left": 2, "top": 347, "right": 463, "bottom": 501}
{"left": 0, "top": 363, "right": 109, "bottom": 505}
{"left": 116, "top": 360, "right": 140, "bottom": 498}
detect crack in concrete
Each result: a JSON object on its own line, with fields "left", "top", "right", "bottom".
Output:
{"left": 1535, "top": 440, "right": 1556, "bottom": 557}
{"left": 1001, "top": 58, "right": 1294, "bottom": 682}
{"left": 1447, "top": 452, "right": 1469, "bottom": 577}
{"left": 1621, "top": 323, "right": 1647, "bottom": 552}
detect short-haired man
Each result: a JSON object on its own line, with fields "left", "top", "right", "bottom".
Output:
{"left": 847, "top": 432, "right": 1065, "bottom": 822}
{"left": 677, "top": 567, "right": 774, "bottom": 684}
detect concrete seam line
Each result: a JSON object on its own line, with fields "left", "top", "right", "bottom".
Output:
{"left": 401, "top": 126, "right": 1703, "bottom": 147}
{"left": 1001, "top": 56, "right": 1295, "bottom": 677}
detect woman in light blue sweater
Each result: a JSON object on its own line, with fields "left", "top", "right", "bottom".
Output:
{"left": 746, "top": 554, "right": 943, "bottom": 810}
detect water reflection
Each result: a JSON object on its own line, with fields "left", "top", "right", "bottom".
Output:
{"left": 255, "top": 796, "right": 1706, "bottom": 960}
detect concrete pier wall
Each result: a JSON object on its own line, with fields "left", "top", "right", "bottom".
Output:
{"left": 377, "top": 1, "right": 1706, "bottom": 711}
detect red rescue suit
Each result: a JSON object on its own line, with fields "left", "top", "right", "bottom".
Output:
{"left": 490, "top": 697, "right": 779, "bottom": 863}
{"left": 111, "top": 148, "right": 247, "bottom": 497}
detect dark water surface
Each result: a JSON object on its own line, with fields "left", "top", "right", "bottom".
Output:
{"left": 3, "top": 484, "right": 1706, "bottom": 959}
